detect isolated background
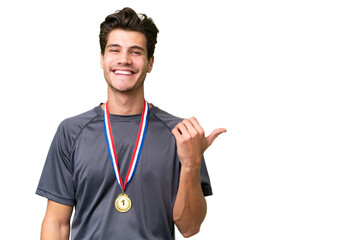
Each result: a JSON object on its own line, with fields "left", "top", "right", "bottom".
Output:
{"left": 1, "top": 0, "right": 359, "bottom": 239}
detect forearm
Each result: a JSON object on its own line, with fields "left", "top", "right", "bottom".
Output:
{"left": 173, "top": 165, "right": 207, "bottom": 238}
{"left": 41, "top": 218, "right": 70, "bottom": 240}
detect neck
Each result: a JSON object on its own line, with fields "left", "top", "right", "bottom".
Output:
{"left": 106, "top": 87, "right": 145, "bottom": 115}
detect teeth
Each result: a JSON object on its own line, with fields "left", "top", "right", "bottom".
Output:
{"left": 114, "top": 70, "right": 132, "bottom": 75}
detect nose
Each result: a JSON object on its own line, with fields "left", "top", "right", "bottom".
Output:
{"left": 117, "top": 52, "right": 132, "bottom": 65}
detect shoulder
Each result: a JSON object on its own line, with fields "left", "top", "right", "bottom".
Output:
{"left": 56, "top": 106, "right": 102, "bottom": 147}
{"left": 151, "top": 105, "right": 183, "bottom": 132}
{"left": 61, "top": 106, "right": 101, "bottom": 130}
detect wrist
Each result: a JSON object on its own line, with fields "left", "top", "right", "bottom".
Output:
{"left": 180, "top": 164, "right": 201, "bottom": 178}
{"left": 180, "top": 156, "right": 202, "bottom": 173}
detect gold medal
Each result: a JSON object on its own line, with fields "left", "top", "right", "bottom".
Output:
{"left": 114, "top": 193, "right": 132, "bottom": 213}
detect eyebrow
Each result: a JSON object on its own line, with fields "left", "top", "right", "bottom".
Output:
{"left": 106, "top": 44, "right": 145, "bottom": 52}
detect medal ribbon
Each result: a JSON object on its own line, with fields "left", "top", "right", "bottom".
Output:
{"left": 103, "top": 100, "right": 149, "bottom": 192}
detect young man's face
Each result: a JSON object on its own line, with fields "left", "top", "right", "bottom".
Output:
{"left": 101, "top": 29, "right": 154, "bottom": 94}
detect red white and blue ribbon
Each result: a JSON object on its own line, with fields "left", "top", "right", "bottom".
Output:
{"left": 103, "top": 100, "right": 149, "bottom": 192}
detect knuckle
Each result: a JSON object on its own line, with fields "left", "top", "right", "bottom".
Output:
{"left": 182, "top": 119, "right": 190, "bottom": 124}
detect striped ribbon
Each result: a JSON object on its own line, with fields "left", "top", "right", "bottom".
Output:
{"left": 103, "top": 100, "right": 149, "bottom": 191}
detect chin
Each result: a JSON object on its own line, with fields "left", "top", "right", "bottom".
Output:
{"left": 111, "top": 86, "right": 133, "bottom": 93}
{"left": 110, "top": 83, "right": 144, "bottom": 94}
{"left": 106, "top": 76, "right": 145, "bottom": 94}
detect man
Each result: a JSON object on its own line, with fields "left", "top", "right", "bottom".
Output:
{"left": 36, "top": 7, "right": 226, "bottom": 239}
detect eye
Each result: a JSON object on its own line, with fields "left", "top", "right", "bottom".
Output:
{"left": 110, "top": 49, "right": 119, "bottom": 53}
{"left": 131, "top": 50, "right": 141, "bottom": 55}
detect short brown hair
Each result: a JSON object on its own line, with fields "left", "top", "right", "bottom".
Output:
{"left": 99, "top": 7, "right": 159, "bottom": 59}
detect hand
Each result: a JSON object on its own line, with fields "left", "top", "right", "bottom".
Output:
{"left": 171, "top": 117, "right": 226, "bottom": 169}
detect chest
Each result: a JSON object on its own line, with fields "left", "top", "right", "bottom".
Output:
{"left": 71, "top": 120, "right": 179, "bottom": 195}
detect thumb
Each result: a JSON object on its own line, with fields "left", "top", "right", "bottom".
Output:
{"left": 205, "top": 128, "right": 227, "bottom": 149}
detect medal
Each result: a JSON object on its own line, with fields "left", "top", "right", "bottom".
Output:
{"left": 115, "top": 193, "right": 132, "bottom": 213}
{"left": 103, "top": 100, "right": 149, "bottom": 213}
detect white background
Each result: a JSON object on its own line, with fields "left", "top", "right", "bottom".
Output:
{"left": 1, "top": 0, "right": 359, "bottom": 239}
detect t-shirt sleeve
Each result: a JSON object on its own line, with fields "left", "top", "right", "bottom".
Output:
{"left": 36, "top": 121, "right": 76, "bottom": 206}
{"left": 200, "top": 156, "right": 213, "bottom": 196}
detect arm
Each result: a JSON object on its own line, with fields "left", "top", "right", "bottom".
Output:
{"left": 41, "top": 200, "right": 73, "bottom": 240}
{"left": 173, "top": 162, "right": 207, "bottom": 238}
{"left": 172, "top": 117, "right": 226, "bottom": 238}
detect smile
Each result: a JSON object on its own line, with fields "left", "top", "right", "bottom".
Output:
{"left": 112, "top": 70, "right": 135, "bottom": 75}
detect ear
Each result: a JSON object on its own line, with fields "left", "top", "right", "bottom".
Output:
{"left": 100, "top": 52, "right": 104, "bottom": 69}
{"left": 147, "top": 56, "right": 154, "bottom": 73}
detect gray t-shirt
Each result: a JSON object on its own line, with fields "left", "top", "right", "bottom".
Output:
{"left": 36, "top": 104, "right": 212, "bottom": 240}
